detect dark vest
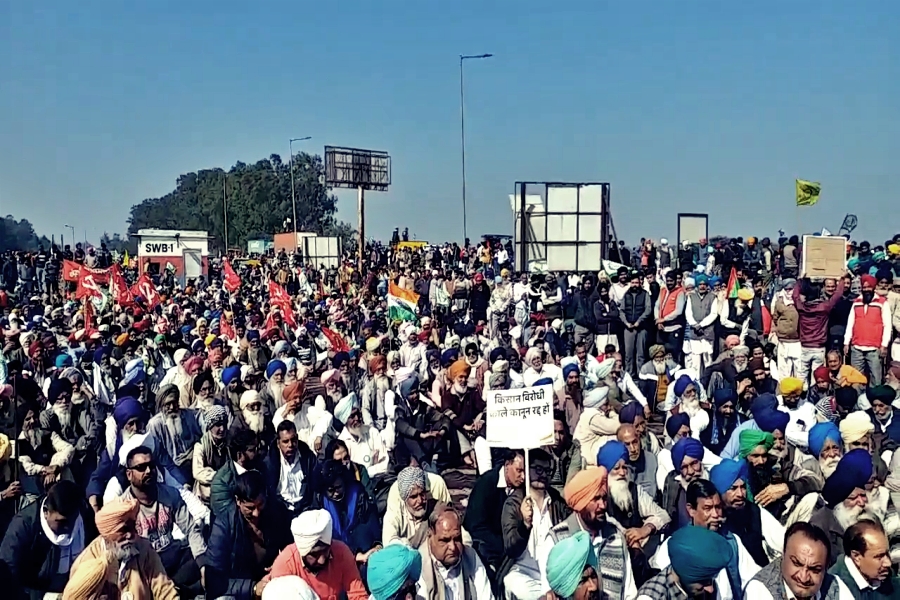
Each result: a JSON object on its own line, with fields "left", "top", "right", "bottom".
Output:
{"left": 720, "top": 299, "right": 752, "bottom": 337}
{"left": 750, "top": 559, "right": 841, "bottom": 600}
{"left": 621, "top": 289, "right": 648, "bottom": 324}
{"left": 661, "top": 471, "right": 686, "bottom": 532}
{"left": 608, "top": 482, "right": 643, "bottom": 529}
{"left": 725, "top": 503, "right": 768, "bottom": 567}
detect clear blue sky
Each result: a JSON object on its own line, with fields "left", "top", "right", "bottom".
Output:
{"left": 1, "top": 1, "right": 897, "bottom": 248}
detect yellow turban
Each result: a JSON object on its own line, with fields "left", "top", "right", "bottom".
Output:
{"left": 888, "top": 244, "right": 900, "bottom": 256}
{"left": 779, "top": 377, "right": 803, "bottom": 396}
{"left": 114, "top": 333, "right": 130, "bottom": 347}
{"left": 564, "top": 467, "right": 607, "bottom": 512}
{"left": 62, "top": 556, "right": 109, "bottom": 600}
{"left": 737, "top": 288, "right": 754, "bottom": 302}
{"left": 95, "top": 498, "right": 139, "bottom": 539}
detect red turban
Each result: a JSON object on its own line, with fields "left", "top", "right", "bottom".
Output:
{"left": 860, "top": 274, "right": 877, "bottom": 288}
{"left": 368, "top": 355, "right": 386, "bottom": 375}
{"left": 28, "top": 341, "right": 43, "bottom": 357}
{"left": 283, "top": 381, "right": 305, "bottom": 404}
{"left": 813, "top": 366, "right": 830, "bottom": 383}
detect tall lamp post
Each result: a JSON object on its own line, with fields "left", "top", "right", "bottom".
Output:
{"left": 64, "top": 224, "right": 75, "bottom": 248}
{"left": 460, "top": 53, "right": 493, "bottom": 245}
{"left": 289, "top": 136, "right": 313, "bottom": 252}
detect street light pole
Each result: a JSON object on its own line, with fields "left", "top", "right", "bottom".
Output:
{"left": 64, "top": 224, "right": 75, "bottom": 248}
{"left": 460, "top": 53, "right": 492, "bottom": 245}
{"left": 289, "top": 136, "right": 313, "bottom": 253}
{"left": 223, "top": 173, "right": 228, "bottom": 253}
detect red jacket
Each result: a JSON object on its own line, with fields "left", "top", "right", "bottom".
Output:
{"left": 849, "top": 295, "right": 888, "bottom": 348}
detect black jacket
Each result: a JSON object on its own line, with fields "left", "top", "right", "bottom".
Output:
{"left": 315, "top": 481, "right": 381, "bottom": 554}
{"left": 593, "top": 299, "right": 619, "bottom": 335}
{"left": 263, "top": 442, "right": 317, "bottom": 515}
{"left": 206, "top": 501, "right": 293, "bottom": 600}
{"left": 498, "top": 486, "right": 570, "bottom": 583}
{"left": 572, "top": 290, "right": 599, "bottom": 331}
{"left": 463, "top": 466, "right": 512, "bottom": 570}
{"left": 0, "top": 498, "right": 98, "bottom": 600}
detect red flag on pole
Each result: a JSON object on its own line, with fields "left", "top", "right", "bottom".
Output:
{"left": 131, "top": 274, "right": 161, "bottom": 309}
{"left": 109, "top": 265, "right": 134, "bottom": 307}
{"left": 223, "top": 259, "right": 241, "bottom": 293}
{"left": 321, "top": 326, "right": 350, "bottom": 353}
{"left": 75, "top": 269, "right": 104, "bottom": 302}
{"left": 267, "top": 280, "right": 296, "bottom": 327}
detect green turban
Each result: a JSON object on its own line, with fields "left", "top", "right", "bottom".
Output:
{"left": 669, "top": 525, "right": 733, "bottom": 585}
{"left": 546, "top": 531, "right": 598, "bottom": 597}
{"left": 738, "top": 429, "right": 775, "bottom": 459}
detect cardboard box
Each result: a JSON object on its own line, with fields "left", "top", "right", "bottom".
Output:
{"left": 800, "top": 235, "right": 847, "bottom": 279}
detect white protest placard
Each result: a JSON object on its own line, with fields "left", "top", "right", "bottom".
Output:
{"left": 485, "top": 384, "right": 555, "bottom": 449}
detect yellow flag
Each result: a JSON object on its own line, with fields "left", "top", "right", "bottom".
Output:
{"left": 122, "top": 250, "right": 130, "bottom": 266}
{"left": 796, "top": 179, "right": 821, "bottom": 207}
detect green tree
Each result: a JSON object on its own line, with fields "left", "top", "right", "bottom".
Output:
{"left": 127, "top": 152, "right": 354, "bottom": 252}
{"left": 0, "top": 215, "right": 51, "bottom": 252}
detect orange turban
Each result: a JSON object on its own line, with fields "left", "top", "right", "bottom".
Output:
{"left": 447, "top": 360, "right": 471, "bottom": 381}
{"left": 62, "top": 556, "right": 110, "bottom": 600}
{"left": 368, "top": 355, "right": 386, "bottom": 375}
{"left": 283, "top": 381, "right": 305, "bottom": 404}
{"left": 564, "top": 467, "right": 607, "bottom": 512}
{"left": 95, "top": 498, "right": 139, "bottom": 539}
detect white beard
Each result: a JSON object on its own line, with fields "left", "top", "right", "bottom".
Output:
{"left": 269, "top": 382, "right": 285, "bottom": 407}
{"left": 653, "top": 361, "right": 666, "bottom": 375}
{"left": 451, "top": 382, "right": 468, "bottom": 396}
{"left": 864, "top": 487, "right": 890, "bottom": 523}
{"left": 819, "top": 456, "right": 840, "bottom": 479}
{"left": 609, "top": 476, "right": 633, "bottom": 512}
{"left": 195, "top": 396, "right": 215, "bottom": 412}
{"left": 243, "top": 409, "right": 265, "bottom": 433}
{"left": 25, "top": 428, "right": 42, "bottom": 448}
{"left": 374, "top": 375, "right": 391, "bottom": 397}
{"left": 112, "top": 540, "right": 140, "bottom": 564}
{"left": 122, "top": 429, "right": 136, "bottom": 443}
{"left": 681, "top": 397, "right": 701, "bottom": 417}
{"left": 834, "top": 501, "right": 864, "bottom": 530}
{"left": 165, "top": 414, "right": 184, "bottom": 439}
{"left": 52, "top": 404, "right": 73, "bottom": 430}
{"left": 734, "top": 358, "right": 748, "bottom": 371}
{"left": 71, "top": 391, "right": 85, "bottom": 406}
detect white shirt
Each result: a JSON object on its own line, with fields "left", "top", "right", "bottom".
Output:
{"left": 651, "top": 533, "right": 760, "bottom": 600}
{"left": 277, "top": 452, "right": 305, "bottom": 510}
{"left": 511, "top": 492, "right": 555, "bottom": 591}
{"left": 338, "top": 424, "right": 389, "bottom": 476}
{"left": 743, "top": 576, "right": 854, "bottom": 599}
{"left": 617, "top": 371, "right": 648, "bottom": 406}
{"left": 778, "top": 398, "right": 818, "bottom": 451}
{"left": 415, "top": 549, "right": 496, "bottom": 600}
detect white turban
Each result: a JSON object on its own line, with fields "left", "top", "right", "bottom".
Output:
{"left": 525, "top": 347, "right": 542, "bottom": 365}
{"left": 240, "top": 365, "right": 253, "bottom": 382}
{"left": 583, "top": 386, "right": 609, "bottom": 409}
{"left": 262, "top": 576, "right": 319, "bottom": 600}
{"left": 394, "top": 367, "right": 415, "bottom": 387}
{"left": 320, "top": 369, "right": 339, "bottom": 387}
{"left": 174, "top": 348, "right": 190, "bottom": 365}
{"left": 240, "top": 390, "right": 261, "bottom": 411}
{"left": 333, "top": 392, "right": 359, "bottom": 424}
{"left": 118, "top": 433, "right": 155, "bottom": 467}
{"left": 840, "top": 411, "right": 875, "bottom": 444}
{"left": 290, "top": 510, "right": 333, "bottom": 555}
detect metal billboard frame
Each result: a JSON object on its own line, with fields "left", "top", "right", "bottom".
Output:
{"left": 324, "top": 146, "right": 391, "bottom": 191}
{"left": 513, "top": 181, "right": 615, "bottom": 272}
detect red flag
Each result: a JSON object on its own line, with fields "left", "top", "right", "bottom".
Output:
{"left": 109, "top": 265, "right": 134, "bottom": 307}
{"left": 223, "top": 259, "right": 241, "bottom": 293}
{"left": 321, "top": 326, "right": 350, "bottom": 354}
{"left": 267, "top": 280, "right": 296, "bottom": 327}
{"left": 75, "top": 269, "right": 104, "bottom": 301}
{"left": 131, "top": 274, "right": 161, "bottom": 309}
{"left": 63, "top": 260, "right": 110, "bottom": 284}
{"left": 220, "top": 317, "right": 235, "bottom": 340}
{"left": 726, "top": 267, "right": 740, "bottom": 299}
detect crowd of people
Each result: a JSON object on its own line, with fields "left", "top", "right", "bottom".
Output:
{"left": 0, "top": 232, "right": 899, "bottom": 599}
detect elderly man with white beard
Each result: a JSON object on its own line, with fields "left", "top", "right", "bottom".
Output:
{"left": 230, "top": 389, "right": 274, "bottom": 446}
{"left": 597, "top": 441, "right": 669, "bottom": 586}
{"left": 258, "top": 359, "right": 287, "bottom": 417}
{"left": 399, "top": 325, "right": 428, "bottom": 381}
{"left": 40, "top": 378, "right": 97, "bottom": 472}
{"left": 660, "top": 437, "right": 708, "bottom": 531}
{"left": 318, "top": 368, "right": 346, "bottom": 413}
{"left": 360, "top": 355, "right": 391, "bottom": 431}
{"left": 64, "top": 497, "right": 178, "bottom": 599}
{"left": 334, "top": 351, "right": 366, "bottom": 397}
{"left": 809, "top": 449, "right": 874, "bottom": 563}
{"left": 336, "top": 394, "right": 389, "bottom": 477}
{"left": 147, "top": 384, "right": 202, "bottom": 483}
{"left": 158, "top": 348, "right": 193, "bottom": 408}
{"left": 802, "top": 422, "right": 844, "bottom": 482}
{"left": 274, "top": 380, "right": 333, "bottom": 454}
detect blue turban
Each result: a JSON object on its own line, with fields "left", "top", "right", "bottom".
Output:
{"left": 534, "top": 377, "right": 554, "bottom": 387}
{"left": 672, "top": 437, "right": 704, "bottom": 470}
{"left": 713, "top": 387, "right": 737, "bottom": 407}
{"left": 265, "top": 360, "right": 286, "bottom": 380}
{"left": 221, "top": 364, "right": 241, "bottom": 386}
{"left": 808, "top": 422, "right": 842, "bottom": 458}
{"left": 755, "top": 408, "right": 790, "bottom": 434}
{"left": 332, "top": 351, "right": 350, "bottom": 369}
{"left": 750, "top": 393, "right": 779, "bottom": 419}
{"left": 113, "top": 397, "right": 145, "bottom": 429}
{"left": 695, "top": 274, "right": 709, "bottom": 285}
{"left": 823, "top": 449, "right": 872, "bottom": 508}
{"left": 440, "top": 348, "right": 459, "bottom": 368}
{"left": 246, "top": 330, "right": 260, "bottom": 342}
{"left": 562, "top": 362, "right": 580, "bottom": 380}
{"left": 665, "top": 413, "right": 691, "bottom": 439}
{"left": 425, "top": 349, "right": 441, "bottom": 364}
{"left": 121, "top": 358, "right": 145, "bottom": 387}
{"left": 399, "top": 375, "right": 420, "bottom": 401}
{"left": 619, "top": 402, "right": 643, "bottom": 424}
{"left": 489, "top": 347, "right": 506, "bottom": 364}
{"left": 93, "top": 346, "right": 109, "bottom": 365}
{"left": 669, "top": 526, "right": 733, "bottom": 585}
{"left": 674, "top": 374, "right": 694, "bottom": 397}
{"left": 597, "top": 441, "right": 629, "bottom": 471}
{"left": 546, "top": 530, "right": 599, "bottom": 597}
{"left": 367, "top": 544, "right": 422, "bottom": 600}
{"left": 709, "top": 459, "right": 750, "bottom": 496}
{"left": 55, "top": 354, "right": 73, "bottom": 369}
{"left": 709, "top": 276, "right": 723, "bottom": 287}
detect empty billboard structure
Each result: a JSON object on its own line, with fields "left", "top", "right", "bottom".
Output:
{"left": 511, "top": 182, "right": 617, "bottom": 272}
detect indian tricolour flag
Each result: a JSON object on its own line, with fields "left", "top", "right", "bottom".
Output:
{"left": 388, "top": 282, "right": 419, "bottom": 323}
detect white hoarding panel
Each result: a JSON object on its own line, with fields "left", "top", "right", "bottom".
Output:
{"left": 546, "top": 186, "right": 578, "bottom": 212}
